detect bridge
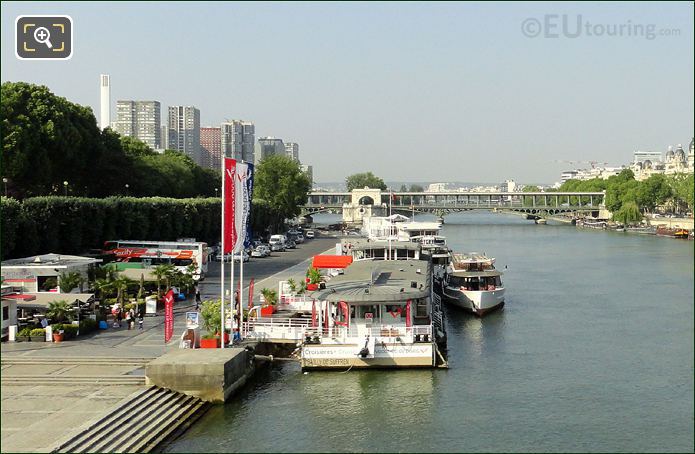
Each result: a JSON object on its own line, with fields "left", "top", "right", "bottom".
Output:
{"left": 302, "top": 188, "right": 606, "bottom": 223}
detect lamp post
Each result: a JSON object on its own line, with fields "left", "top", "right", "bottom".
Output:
{"left": 214, "top": 188, "right": 219, "bottom": 198}
{"left": 63, "top": 181, "right": 69, "bottom": 197}
{"left": 74, "top": 299, "right": 80, "bottom": 336}
{"left": 125, "top": 183, "right": 130, "bottom": 196}
{"left": 2, "top": 178, "right": 7, "bottom": 197}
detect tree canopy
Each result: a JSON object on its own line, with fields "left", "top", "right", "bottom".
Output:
{"left": 345, "top": 172, "right": 387, "bottom": 191}
{"left": 254, "top": 154, "right": 312, "bottom": 229}
{"left": 1, "top": 82, "right": 218, "bottom": 199}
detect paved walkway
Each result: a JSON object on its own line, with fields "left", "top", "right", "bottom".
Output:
{"left": 0, "top": 232, "right": 341, "bottom": 452}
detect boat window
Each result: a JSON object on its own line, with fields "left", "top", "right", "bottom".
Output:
{"left": 415, "top": 298, "right": 428, "bottom": 317}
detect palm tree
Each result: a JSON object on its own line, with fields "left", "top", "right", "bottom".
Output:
{"left": 59, "top": 271, "right": 85, "bottom": 294}
{"left": 111, "top": 275, "right": 135, "bottom": 307}
{"left": 93, "top": 278, "right": 113, "bottom": 303}
{"left": 46, "top": 300, "right": 74, "bottom": 323}
{"left": 152, "top": 264, "right": 176, "bottom": 298}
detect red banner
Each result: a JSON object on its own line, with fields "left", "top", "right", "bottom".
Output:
{"left": 311, "top": 300, "right": 317, "bottom": 327}
{"left": 164, "top": 289, "right": 174, "bottom": 343}
{"left": 223, "top": 158, "right": 237, "bottom": 253}
{"left": 405, "top": 299, "right": 412, "bottom": 328}
{"left": 248, "top": 277, "right": 255, "bottom": 309}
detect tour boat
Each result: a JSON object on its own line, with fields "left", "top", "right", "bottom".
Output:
{"left": 441, "top": 252, "right": 505, "bottom": 316}
{"left": 301, "top": 259, "right": 447, "bottom": 369}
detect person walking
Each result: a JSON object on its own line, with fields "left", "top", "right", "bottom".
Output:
{"left": 129, "top": 308, "right": 136, "bottom": 330}
{"left": 195, "top": 287, "right": 201, "bottom": 311}
{"left": 138, "top": 313, "right": 144, "bottom": 330}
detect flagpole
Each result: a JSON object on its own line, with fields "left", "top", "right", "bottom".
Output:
{"left": 239, "top": 254, "right": 244, "bottom": 340}
{"left": 220, "top": 158, "right": 226, "bottom": 349}
{"left": 388, "top": 188, "right": 392, "bottom": 260}
{"left": 230, "top": 241, "right": 235, "bottom": 346}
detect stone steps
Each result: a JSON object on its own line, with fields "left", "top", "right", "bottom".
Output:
{"left": 52, "top": 386, "right": 208, "bottom": 453}
{"left": 1, "top": 375, "right": 146, "bottom": 385}
{"left": 1, "top": 357, "right": 153, "bottom": 366}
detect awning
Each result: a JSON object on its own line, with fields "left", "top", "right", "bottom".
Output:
{"left": 1, "top": 294, "right": 37, "bottom": 301}
{"left": 15, "top": 293, "right": 95, "bottom": 309}
{"left": 311, "top": 255, "right": 353, "bottom": 269}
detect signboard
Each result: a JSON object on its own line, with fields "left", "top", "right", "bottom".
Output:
{"left": 365, "top": 312, "right": 374, "bottom": 320}
{"left": 185, "top": 312, "right": 199, "bottom": 329}
{"left": 164, "top": 290, "right": 174, "bottom": 343}
{"left": 145, "top": 296, "right": 157, "bottom": 315}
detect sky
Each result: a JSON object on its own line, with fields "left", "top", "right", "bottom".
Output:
{"left": 2, "top": 1, "right": 693, "bottom": 184}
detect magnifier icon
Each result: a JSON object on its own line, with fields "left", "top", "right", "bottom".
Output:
{"left": 33, "top": 27, "right": 53, "bottom": 49}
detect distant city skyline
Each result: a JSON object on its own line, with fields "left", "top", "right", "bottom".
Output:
{"left": 1, "top": 2, "right": 693, "bottom": 183}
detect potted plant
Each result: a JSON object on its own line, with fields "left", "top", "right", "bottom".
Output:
{"left": 260, "top": 288, "right": 277, "bottom": 316}
{"left": 306, "top": 267, "right": 321, "bottom": 291}
{"left": 286, "top": 278, "right": 297, "bottom": 295}
{"left": 30, "top": 328, "right": 46, "bottom": 342}
{"left": 200, "top": 299, "right": 222, "bottom": 348}
{"left": 16, "top": 327, "right": 31, "bottom": 342}
{"left": 52, "top": 324, "right": 65, "bottom": 343}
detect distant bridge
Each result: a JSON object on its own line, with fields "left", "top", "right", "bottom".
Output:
{"left": 302, "top": 189, "right": 606, "bottom": 219}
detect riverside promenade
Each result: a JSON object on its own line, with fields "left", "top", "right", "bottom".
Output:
{"left": 0, "top": 234, "right": 338, "bottom": 453}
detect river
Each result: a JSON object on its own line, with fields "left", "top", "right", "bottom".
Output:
{"left": 165, "top": 212, "right": 694, "bottom": 452}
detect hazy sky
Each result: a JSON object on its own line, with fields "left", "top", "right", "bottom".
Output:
{"left": 2, "top": 1, "right": 693, "bottom": 184}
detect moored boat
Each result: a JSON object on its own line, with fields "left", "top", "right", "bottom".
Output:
{"left": 442, "top": 252, "right": 505, "bottom": 316}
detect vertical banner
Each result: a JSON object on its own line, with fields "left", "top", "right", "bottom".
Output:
{"left": 405, "top": 299, "right": 412, "bottom": 328}
{"left": 233, "top": 162, "right": 253, "bottom": 252}
{"left": 248, "top": 277, "right": 255, "bottom": 308}
{"left": 164, "top": 289, "right": 174, "bottom": 343}
{"left": 223, "top": 158, "right": 237, "bottom": 254}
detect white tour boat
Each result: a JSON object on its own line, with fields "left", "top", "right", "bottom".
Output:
{"left": 442, "top": 252, "right": 505, "bottom": 316}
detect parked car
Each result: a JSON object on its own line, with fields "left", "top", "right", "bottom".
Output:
{"left": 305, "top": 230, "right": 315, "bottom": 239}
{"left": 215, "top": 252, "right": 232, "bottom": 262}
{"left": 270, "top": 243, "right": 285, "bottom": 252}
{"left": 294, "top": 233, "right": 305, "bottom": 243}
{"left": 286, "top": 239, "right": 297, "bottom": 249}
{"left": 251, "top": 246, "right": 270, "bottom": 258}
{"left": 233, "top": 251, "right": 249, "bottom": 263}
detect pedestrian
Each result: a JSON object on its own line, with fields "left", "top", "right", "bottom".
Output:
{"left": 129, "top": 309, "right": 136, "bottom": 330}
{"left": 116, "top": 309, "right": 123, "bottom": 328}
{"left": 138, "top": 314, "right": 144, "bottom": 330}
{"left": 195, "top": 287, "right": 201, "bottom": 310}
{"left": 125, "top": 310, "right": 132, "bottom": 330}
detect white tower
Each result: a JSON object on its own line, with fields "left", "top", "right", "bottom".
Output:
{"left": 99, "top": 74, "right": 111, "bottom": 129}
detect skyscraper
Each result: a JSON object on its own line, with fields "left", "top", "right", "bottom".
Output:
{"left": 114, "top": 100, "right": 161, "bottom": 149}
{"left": 255, "top": 137, "right": 285, "bottom": 165}
{"left": 221, "top": 120, "right": 255, "bottom": 163}
{"left": 168, "top": 106, "right": 201, "bottom": 164}
{"left": 200, "top": 127, "right": 221, "bottom": 170}
{"left": 285, "top": 142, "right": 300, "bottom": 161}
{"left": 99, "top": 74, "right": 110, "bottom": 129}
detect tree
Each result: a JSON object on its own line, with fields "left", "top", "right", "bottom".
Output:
{"left": 613, "top": 201, "right": 642, "bottom": 225}
{"left": 46, "top": 300, "right": 74, "bottom": 323}
{"left": 93, "top": 278, "right": 113, "bottom": 303}
{"left": 345, "top": 172, "right": 387, "bottom": 191}
{"left": 200, "top": 299, "right": 222, "bottom": 336}
{"left": 152, "top": 264, "right": 176, "bottom": 298}
{"left": 409, "top": 184, "right": 424, "bottom": 192}
{"left": 254, "top": 154, "right": 311, "bottom": 229}
{"left": 111, "top": 275, "right": 135, "bottom": 307}
{"left": 59, "top": 271, "right": 84, "bottom": 294}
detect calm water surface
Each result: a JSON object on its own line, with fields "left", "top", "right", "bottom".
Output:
{"left": 166, "top": 212, "right": 694, "bottom": 452}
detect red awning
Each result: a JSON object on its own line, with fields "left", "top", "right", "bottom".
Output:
{"left": 311, "top": 255, "right": 353, "bottom": 269}
{"left": 2, "top": 294, "right": 37, "bottom": 301}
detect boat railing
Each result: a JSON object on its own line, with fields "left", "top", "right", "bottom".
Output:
{"left": 243, "top": 319, "right": 432, "bottom": 343}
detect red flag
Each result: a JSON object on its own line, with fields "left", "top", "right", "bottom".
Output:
{"left": 223, "top": 158, "right": 237, "bottom": 254}
{"left": 391, "top": 192, "right": 396, "bottom": 201}
{"left": 311, "top": 300, "right": 317, "bottom": 328}
{"left": 324, "top": 301, "right": 329, "bottom": 331}
{"left": 164, "top": 289, "right": 174, "bottom": 343}
{"left": 336, "top": 301, "right": 349, "bottom": 327}
{"left": 405, "top": 299, "right": 412, "bottom": 328}
{"left": 248, "top": 278, "right": 255, "bottom": 309}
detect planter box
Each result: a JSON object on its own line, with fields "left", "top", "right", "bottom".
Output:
{"left": 306, "top": 284, "right": 318, "bottom": 291}
{"left": 15, "top": 336, "right": 29, "bottom": 342}
{"left": 30, "top": 336, "right": 45, "bottom": 342}
{"left": 200, "top": 337, "right": 220, "bottom": 349}
{"left": 260, "top": 306, "right": 276, "bottom": 317}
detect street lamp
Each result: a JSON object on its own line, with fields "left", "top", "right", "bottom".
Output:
{"left": 214, "top": 188, "right": 219, "bottom": 198}
{"left": 2, "top": 178, "right": 7, "bottom": 197}
{"left": 125, "top": 183, "right": 130, "bottom": 196}
{"left": 74, "top": 299, "right": 81, "bottom": 337}
{"left": 63, "top": 181, "right": 69, "bottom": 197}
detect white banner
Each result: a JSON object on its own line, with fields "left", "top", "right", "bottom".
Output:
{"left": 233, "top": 162, "right": 253, "bottom": 253}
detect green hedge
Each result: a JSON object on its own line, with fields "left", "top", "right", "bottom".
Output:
{"left": 1, "top": 196, "right": 279, "bottom": 260}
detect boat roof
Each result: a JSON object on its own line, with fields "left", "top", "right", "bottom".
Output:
{"left": 345, "top": 239, "right": 421, "bottom": 252}
{"left": 450, "top": 270, "right": 503, "bottom": 278}
{"left": 310, "top": 260, "right": 431, "bottom": 304}
{"left": 451, "top": 252, "right": 494, "bottom": 263}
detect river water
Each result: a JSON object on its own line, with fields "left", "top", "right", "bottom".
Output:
{"left": 165, "top": 212, "right": 694, "bottom": 452}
